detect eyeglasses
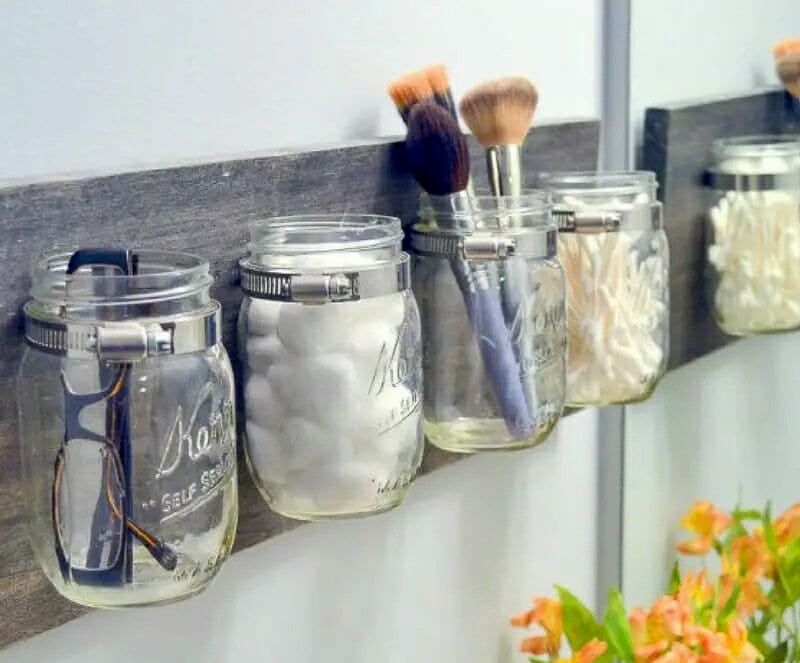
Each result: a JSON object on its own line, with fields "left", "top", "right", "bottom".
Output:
{"left": 52, "top": 249, "right": 177, "bottom": 586}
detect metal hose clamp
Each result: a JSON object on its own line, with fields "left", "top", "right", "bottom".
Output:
{"left": 24, "top": 302, "right": 221, "bottom": 360}
{"left": 239, "top": 254, "right": 411, "bottom": 303}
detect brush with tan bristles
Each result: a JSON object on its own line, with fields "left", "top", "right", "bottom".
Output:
{"left": 773, "top": 39, "right": 800, "bottom": 114}
{"left": 459, "top": 77, "right": 538, "bottom": 199}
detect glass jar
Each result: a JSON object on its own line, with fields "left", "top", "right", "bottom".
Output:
{"left": 410, "top": 192, "right": 566, "bottom": 453}
{"left": 239, "top": 214, "right": 423, "bottom": 521}
{"left": 539, "top": 172, "right": 669, "bottom": 407}
{"left": 705, "top": 135, "right": 800, "bottom": 335}
{"left": 18, "top": 249, "right": 238, "bottom": 608}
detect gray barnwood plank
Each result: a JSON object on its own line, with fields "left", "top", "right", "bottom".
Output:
{"left": 641, "top": 88, "right": 792, "bottom": 372}
{"left": 0, "top": 120, "right": 600, "bottom": 648}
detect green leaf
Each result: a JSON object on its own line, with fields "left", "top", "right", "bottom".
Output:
{"left": 717, "top": 583, "right": 740, "bottom": 622}
{"left": 747, "top": 629, "right": 772, "bottom": 657}
{"left": 763, "top": 641, "right": 789, "bottom": 663}
{"left": 603, "top": 589, "right": 635, "bottom": 663}
{"left": 778, "top": 536, "right": 800, "bottom": 602}
{"left": 528, "top": 658, "right": 550, "bottom": 663}
{"left": 556, "top": 586, "right": 603, "bottom": 651}
{"left": 763, "top": 503, "right": 778, "bottom": 554}
{"left": 668, "top": 562, "right": 681, "bottom": 594}
{"left": 732, "top": 509, "right": 765, "bottom": 521}
{"left": 722, "top": 520, "right": 748, "bottom": 552}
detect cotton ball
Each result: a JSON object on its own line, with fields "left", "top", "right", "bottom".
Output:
{"left": 282, "top": 417, "right": 338, "bottom": 471}
{"left": 246, "top": 335, "right": 286, "bottom": 374}
{"left": 245, "top": 421, "right": 288, "bottom": 485}
{"left": 277, "top": 303, "right": 346, "bottom": 354}
{"left": 244, "top": 374, "right": 285, "bottom": 429}
{"left": 340, "top": 321, "right": 399, "bottom": 390}
{"left": 353, "top": 292, "right": 406, "bottom": 329}
{"left": 270, "top": 354, "right": 360, "bottom": 429}
{"left": 247, "top": 299, "right": 281, "bottom": 336}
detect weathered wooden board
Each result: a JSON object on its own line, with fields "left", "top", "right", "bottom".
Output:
{"left": 0, "top": 119, "right": 600, "bottom": 647}
{"left": 641, "top": 88, "right": 794, "bottom": 369}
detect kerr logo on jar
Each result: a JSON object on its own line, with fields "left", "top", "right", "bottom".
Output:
{"left": 154, "top": 382, "right": 235, "bottom": 521}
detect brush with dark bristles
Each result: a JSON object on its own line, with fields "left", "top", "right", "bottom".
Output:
{"left": 406, "top": 102, "right": 535, "bottom": 439}
{"left": 460, "top": 77, "right": 538, "bottom": 200}
{"left": 774, "top": 39, "right": 800, "bottom": 116}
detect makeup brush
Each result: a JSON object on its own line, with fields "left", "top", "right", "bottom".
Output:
{"left": 406, "top": 101, "right": 535, "bottom": 439}
{"left": 774, "top": 39, "right": 800, "bottom": 114}
{"left": 387, "top": 64, "right": 456, "bottom": 124}
{"left": 388, "top": 69, "right": 434, "bottom": 124}
{"left": 426, "top": 64, "right": 458, "bottom": 119}
{"left": 459, "top": 77, "right": 538, "bottom": 199}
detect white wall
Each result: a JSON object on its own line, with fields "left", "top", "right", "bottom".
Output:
{"left": 622, "top": 0, "right": 800, "bottom": 606}
{"left": 628, "top": 0, "right": 798, "bottom": 164}
{"left": 623, "top": 337, "right": 800, "bottom": 607}
{"left": 0, "top": 1, "right": 605, "bottom": 660}
{"left": 0, "top": 0, "right": 601, "bottom": 183}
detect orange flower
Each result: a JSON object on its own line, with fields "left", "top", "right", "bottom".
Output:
{"left": 727, "top": 532, "right": 774, "bottom": 581}
{"left": 647, "top": 596, "right": 688, "bottom": 640}
{"left": 556, "top": 639, "right": 608, "bottom": 663}
{"left": 521, "top": 635, "right": 553, "bottom": 655}
{"left": 684, "top": 625, "right": 730, "bottom": 663}
{"left": 636, "top": 640, "right": 671, "bottom": 662}
{"left": 512, "top": 597, "right": 562, "bottom": 655}
{"left": 724, "top": 618, "right": 761, "bottom": 663}
{"left": 677, "top": 501, "right": 733, "bottom": 556}
{"left": 774, "top": 502, "right": 800, "bottom": 547}
{"left": 653, "top": 643, "right": 699, "bottom": 663}
{"left": 677, "top": 571, "right": 714, "bottom": 613}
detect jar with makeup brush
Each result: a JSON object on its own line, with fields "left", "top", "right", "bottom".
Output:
{"left": 18, "top": 249, "right": 238, "bottom": 608}
{"left": 410, "top": 192, "right": 566, "bottom": 453}
{"left": 239, "top": 214, "right": 423, "bottom": 521}
{"left": 539, "top": 172, "right": 669, "bottom": 407}
{"left": 705, "top": 135, "right": 800, "bottom": 335}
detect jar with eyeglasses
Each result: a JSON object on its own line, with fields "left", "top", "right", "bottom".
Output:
{"left": 18, "top": 248, "right": 238, "bottom": 608}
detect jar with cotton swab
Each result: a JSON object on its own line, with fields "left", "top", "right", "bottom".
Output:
{"left": 238, "top": 215, "right": 424, "bottom": 520}
{"left": 705, "top": 135, "right": 800, "bottom": 335}
{"left": 539, "top": 171, "right": 669, "bottom": 407}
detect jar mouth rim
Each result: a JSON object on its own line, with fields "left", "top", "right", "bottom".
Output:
{"left": 712, "top": 134, "right": 800, "bottom": 157}
{"left": 538, "top": 170, "right": 657, "bottom": 196}
{"left": 33, "top": 249, "right": 211, "bottom": 282}
{"left": 248, "top": 214, "right": 403, "bottom": 255}
{"left": 31, "top": 249, "right": 213, "bottom": 306}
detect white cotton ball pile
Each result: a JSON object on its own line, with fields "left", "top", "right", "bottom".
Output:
{"left": 242, "top": 293, "right": 422, "bottom": 515}
{"left": 559, "top": 196, "right": 667, "bottom": 405}
{"left": 709, "top": 157, "right": 800, "bottom": 333}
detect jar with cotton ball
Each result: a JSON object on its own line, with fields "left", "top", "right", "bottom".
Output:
{"left": 539, "top": 171, "right": 669, "bottom": 407}
{"left": 410, "top": 192, "right": 566, "bottom": 453}
{"left": 705, "top": 135, "right": 800, "bottom": 335}
{"left": 239, "top": 214, "right": 423, "bottom": 521}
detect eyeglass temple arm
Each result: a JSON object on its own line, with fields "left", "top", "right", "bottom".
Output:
{"left": 53, "top": 450, "right": 178, "bottom": 572}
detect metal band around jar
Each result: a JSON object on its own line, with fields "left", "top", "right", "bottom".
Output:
{"left": 409, "top": 228, "right": 557, "bottom": 260}
{"left": 23, "top": 302, "right": 221, "bottom": 360}
{"left": 553, "top": 202, "right": 663, "bottom": 233}
{"left": 239, "top": 255, "right": 410, "bottom": 303}
{"left": 704, "top": 170, "right": 800, "bottom": 192}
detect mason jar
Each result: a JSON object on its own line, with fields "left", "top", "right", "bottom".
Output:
{"left": 18, "top": 249, "right": 238, "bottom": 608}
{"left": 239, "top": 214, "right": 423, "bottom": 521}
{"left": 539, "top": 172, "right": 669, "bottom": 407}
{"left": 705, "top": 135, "right": 800, "bottom": 335}
{"left": 410, "top": 192, "right": 566, "bottom": 453}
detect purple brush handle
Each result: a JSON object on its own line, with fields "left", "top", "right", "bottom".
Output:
{"left": 452, "top": 259, "right": 535, "bottom": 439}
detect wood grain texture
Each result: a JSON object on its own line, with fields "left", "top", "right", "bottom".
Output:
{"left": 641, "top": 89, "right": 793, "bottom": 370}
{"left": 0, "top": 120, "right": 599, "bottom": 647}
